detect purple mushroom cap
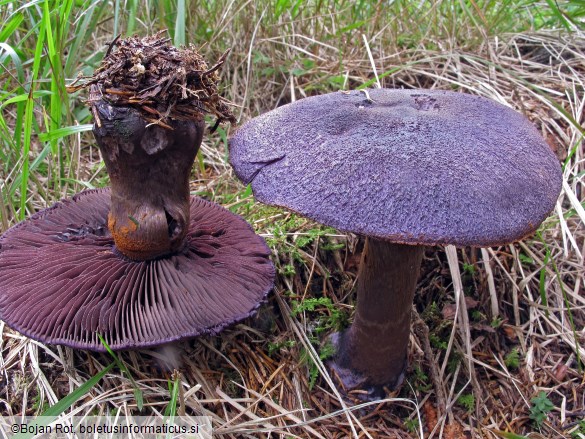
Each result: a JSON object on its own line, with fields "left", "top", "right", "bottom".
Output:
{"left": 0, "top": 188, "right": 275, "bottom": 351}
{"left": 229, "top": 89, "right": 562, "bottom": 247}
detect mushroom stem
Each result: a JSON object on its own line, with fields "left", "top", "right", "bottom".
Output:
{"left": 93, "top": 100, "right": 204, "bottom": 260}
{"left": 330, "top": 238, "right": 424, "bottom": 397}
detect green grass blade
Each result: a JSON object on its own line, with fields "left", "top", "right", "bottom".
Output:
{"left": 174, "top": 0, "right": 186, "bottom": 46}
{"left": 113, "top": 0, "right": 120, "bottom": 36}
{"left": 57, "top": 0, "right": 74, "bottom": 38}
{"left": 0, "top": 12, "right": 24, "bottom": 41}
{"left": 162, "top": 373, "right": 181, "bottom": 439}
{"left": 358, "top": 67, "right": 402, "bottom": 89}
{"left": 12, "top": 362, "right": 115, "bottom": 439}
{"left": 544, "top": 0, "right": 571, "bottom": 29}
{"left": 8, "top": 142, "right": 52, "bottom": 198}
{"left": 493, "top": 431, "right": 530, "bottom": 439}
{"left": 64, "top": 0, "right": 109, "bottom": 77}
{"left": 43, "top": 0, "right": 61, "bottom": 163}
{"left": 126, "top": 0, "right": 137, "bottom": 36}
{"left": 164, "top": 373, "right": 180, "bottom": 418}
{"left": 20, "top": 87, "right": 35, "bottom": 219}
{"left": 562, "top": 134, "right": 584, "bottom": 171}
{"left": 38, "top": 124, "right": 92, "bottom": 142}
{"left": 0, "top": 90, "right": 52, "bottom": 109}
{"left": 0, "top": 42, "right": 25, "bottom": 83}
{"left": 97, "top": 334, "right": 144, "bottom": 410}
{"left": 0, "top": 42, "right": 26, "bottom": 157}
{"left": 42, "top": 363, "right": 115, "bottom": 417}
{"left": 17, "top": 0, "right": 48, "bottom": 219}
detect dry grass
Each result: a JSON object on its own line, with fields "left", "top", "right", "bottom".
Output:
{"left": 1, "top": 1, "right": 584, "bottom": 438}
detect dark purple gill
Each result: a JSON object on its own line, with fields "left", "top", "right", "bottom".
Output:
{"left": 229, "top": 89, "right": 562, "bottom": 246}
{"left": 0, "top": 189, "right": 274, "bottom": 351}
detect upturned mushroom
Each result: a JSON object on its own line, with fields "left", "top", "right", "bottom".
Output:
{"left": 228, "top": 88, "right": 562, "bottom": 398}
{"left": 0, "top": 34, "right": 275, "bottom": 351}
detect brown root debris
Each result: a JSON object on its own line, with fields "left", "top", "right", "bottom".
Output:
{"left": 67, "top": 31, "right": 235, "bottom": 130}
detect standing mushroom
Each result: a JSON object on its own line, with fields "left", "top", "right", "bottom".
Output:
{"left": 229, "top": 89, "right": 562, "bottom": 398}
{"left": 0, "top": 34, "right": 275, "bottom": 351}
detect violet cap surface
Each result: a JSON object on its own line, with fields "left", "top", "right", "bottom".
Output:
{"left": 229, "top": 89, "right": 562, "bottom": 246}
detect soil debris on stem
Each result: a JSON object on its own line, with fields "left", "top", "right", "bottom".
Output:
{"left": 67, "top": 30, "right": 236, "bottom": 129}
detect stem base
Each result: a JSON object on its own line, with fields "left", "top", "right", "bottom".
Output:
{"left": 328, "top": 239, "right": 424, "bottom": 397}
